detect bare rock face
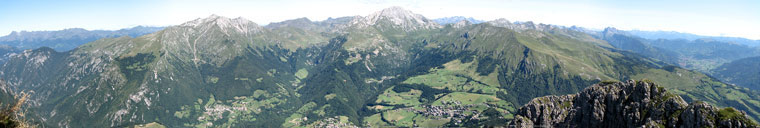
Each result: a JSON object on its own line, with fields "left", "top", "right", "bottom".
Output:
{"left": 508, "top": 80, "right": 758, "bottom": 128}
{"left": 679, "top": 101, "right": 756, "bottom": 128}
{"left": 514, "top": 95, "right": 576, "bottom": 126}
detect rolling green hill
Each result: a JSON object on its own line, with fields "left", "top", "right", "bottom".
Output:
{"left": 712, "top": 56, "right": 760, "bottom": 90}
{"left": 587, "top": 28, "right": 760, "bottom": 91}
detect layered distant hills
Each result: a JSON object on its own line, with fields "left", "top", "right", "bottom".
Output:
{"left": 628, "top": 30, "right": 760, "bottom": 47}
{"left": 583, "top": 27, "right": 760, "bottom": 92}
{"left": 0, "top": 26, "right": 164, "bottom": 52}
{"left": 433, "top": 16, "right": 485, "bottom": 25}
{"left": 0, "top": 7, "right": 758, "bottom": 127}
{"left": 593, "top": 28, "right": 760, "bottom": 71}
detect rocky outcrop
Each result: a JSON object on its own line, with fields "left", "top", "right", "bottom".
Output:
{"left": 350, "top": 6, "right": 441, "bottom": 31}
{"left": 509, "top": 80, "right": 758, "bottom": 128}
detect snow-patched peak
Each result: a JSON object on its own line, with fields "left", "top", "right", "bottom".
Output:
{"left": 368, "top": 6, "right": 420, "bottom": 21}
{"left": 433, "top": 16, "right": 485, "bottom": 25}
{"left": 601, "top": 27, "right": 631, "bottom": 37}
{"left": 487, "top": 19, "right": 562, "bottom": 32}
{"left": 452, "top": 19, "right": 471, "bottom": 28}
{"left": 179, "top": 14, "right": 261, "bottom": 33}
{"left": 602, "top": 27, "right": 622, "bottom": 34}
{"left": 351, "top": 6, "right": 440, "bottom": 31}
{"left": 488, "top": 18, "right": 513, "bottom": 26}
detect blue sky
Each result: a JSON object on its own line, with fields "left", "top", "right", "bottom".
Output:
{"left": 1, "top": 0, "right": 758, "bottom": 39}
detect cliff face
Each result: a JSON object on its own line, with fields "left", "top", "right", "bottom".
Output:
{"left": 509, "top": 80, "right": 758, "bottom": 128}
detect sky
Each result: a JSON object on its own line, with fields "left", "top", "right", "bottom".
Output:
{"left": 1, "top": 0, "right": 759, "bottom": 39}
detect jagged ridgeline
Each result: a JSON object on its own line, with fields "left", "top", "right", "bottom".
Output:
{"left": 0, "top": 26, "right": 164, "bottom": 51}
{"left": 510, "top": 80, "right": 757, "bottom": 128}
{"left": 0, "top": 7, "right": 758, "bottom": 127}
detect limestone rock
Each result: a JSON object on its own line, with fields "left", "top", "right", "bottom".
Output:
{"left": 508, "top": 80, "right": 758, "bottom": 128}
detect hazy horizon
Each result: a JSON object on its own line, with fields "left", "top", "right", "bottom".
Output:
{"left": 1, "top": 0, "right": 758, "bottom": 40}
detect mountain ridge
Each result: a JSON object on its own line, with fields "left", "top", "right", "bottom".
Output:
{"left": 712, "top": 56, "right": 760, "bottom": 90}
{"left": 628, "top": 30, "right": 760, "bottom": 47}
{"left": 0, "top": 7, "right": 759, "bottom": 127}
{"left": 349, "top": 6, "right": 440, "bottom": 31}
{"left": 0, "top": 26, "right": 164, "bottom": 51}
{"left": 433, "top": 16, "right": 485, "bottom": 25}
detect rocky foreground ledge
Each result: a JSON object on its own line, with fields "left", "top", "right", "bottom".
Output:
{"left": 508, "top": 80, "right": 758, "bottom": 128}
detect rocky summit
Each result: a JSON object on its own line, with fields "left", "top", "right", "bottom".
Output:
{"left": 509, "top": 80, "right": 758, "bottom": 128}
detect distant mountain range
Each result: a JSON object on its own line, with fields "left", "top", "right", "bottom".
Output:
{"left": 0, "top": 45, "right": 19, "bottom": 64}
{"left": 590, "top": 28, "right": 760, "bottom": 72}
{"left": 434, "top": 17, "right": 760, "bottom": 48}
{"left": 0, "top": 26, "right": 164, "bottom": 52}
{"left": 432, "top": 16, "right": 485, "bottom": 25}
{"left": 628, "top": 30, "right": 760, "bottom": 47}
{"left": 583, "top": 27, "right": 760, "bottom": 93}
{"left": 0, "top": 7, "right": 758, "bottom": 127}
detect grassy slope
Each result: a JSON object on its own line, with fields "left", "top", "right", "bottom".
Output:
{"left": 712, "top": 56, "right": 760, "bottom": 90}
{"left": 365, "top": 23, "right": 760, "bottom": 127}
{"left": 1, "top": 16, "right": 758, "bottom": 127}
